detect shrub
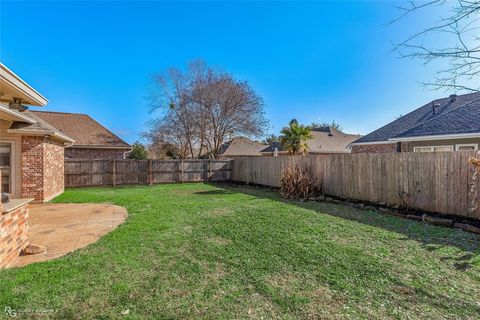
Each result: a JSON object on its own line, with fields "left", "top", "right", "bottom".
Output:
{"left": 280, "top": 165, "right": 322, "bottom": 200}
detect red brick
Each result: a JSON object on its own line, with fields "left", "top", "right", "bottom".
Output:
{"left": 0, "top": 204, "right": 29, "bottom": 269}
{"left": 65, "top": 147, "right": 127, "bottom": 160}
{"left": 21, "top": 136, "right": 64, "bottom": 201}
{"left": 351, "top": 143, "right": 408, "bottom": 154}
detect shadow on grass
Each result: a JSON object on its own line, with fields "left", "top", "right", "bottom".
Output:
{"left": 194, "top": 190, "right": 235, "bottom": 195}
{"left": 208, "top": 182, "right": 480, "bottom": 269}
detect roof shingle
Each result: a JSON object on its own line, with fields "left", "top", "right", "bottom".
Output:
{"left": 353, "top": 92, "right": 480, "bottom": 144}
{"left": 219, "top": 137, "right": 267, "bottom": 156}
{"left": 30, "top": 111, "right": 130, "bottom": 148}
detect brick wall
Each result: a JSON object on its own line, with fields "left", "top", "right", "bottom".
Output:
{"left": 43, "top": 139, "right": 65, "bottom": 201}
{"left": 65, "top": 147, "right": 129, "bottom": 160}
{"left": 0, "top": 204, "right": 29, "bottom": 269}
{"left": 21, "top": 136, "right": 65, "bottom": 202}
{"left": 21, "top": 136, "right": 44, "bottom": 200}
{"left": 351, "top": 143, "right": 407, "bottom": 154}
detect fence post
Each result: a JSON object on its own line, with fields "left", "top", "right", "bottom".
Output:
{"left": 180, "top": 159, "right": 184, "bottom": 183}
{"left": 208, "top": 159, "right": 212, "bottom": 181}
{"left": 112, "top": 160, "right": 116, "bottom": 187}
{"left": 148, "top": 159, "right": 153, "bottom": 185}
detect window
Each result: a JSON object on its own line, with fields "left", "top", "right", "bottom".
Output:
{"left": 0, "top": 143, "right": 12, "bottom": 193}
{"left": 456, "top": 144, "right": 478, "bottom": 151}
{"left": 413, "top": 146, "right": 433, "bottom": 153}
{"left": 413, "top": 145, "right": 454, "bottom": 153}
{"left": 433, "top": 145, "right": 454, "bottom": 152}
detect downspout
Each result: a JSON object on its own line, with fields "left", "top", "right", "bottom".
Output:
{"left": 123, "top": 148, "right": 133, "bottom": 159}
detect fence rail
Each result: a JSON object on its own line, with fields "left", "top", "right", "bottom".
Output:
{"left": 65, "top": 159, "right": 232, "bottom": 187}
{"left": 232, "top": 152, "right": 480, "bottom": 219}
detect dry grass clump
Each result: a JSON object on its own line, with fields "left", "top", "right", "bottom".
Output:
{"left": 280, "top": 165, "right": 322, "bottom": 200}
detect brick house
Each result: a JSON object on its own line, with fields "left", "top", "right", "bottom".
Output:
{"left": 1, "top": 63, "right": 74, "bottom": 204}
{"left": 1, "top": 64, "right": 69, "bottom": 267}
{"left": 351, "top": 92, "right": 480, "bottom": 153}
{"left": 0, "top": 64, "right": 130, "bottom": 268}
{"left": 31, "top": 111, "right": 131, "bottom": 160}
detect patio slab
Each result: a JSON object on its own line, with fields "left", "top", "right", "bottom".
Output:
{"left": 16, "top": 203, "right": 127, "bottom": 267}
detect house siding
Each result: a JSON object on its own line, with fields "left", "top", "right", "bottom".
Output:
{"left": 408, "top": 138, "right": 480, "bottom": 151}
{"left": 352, "top": 138, "right": 480, "bottom": 153}
{"left": 65, "top": 147, "right": 128, "bottom": 160}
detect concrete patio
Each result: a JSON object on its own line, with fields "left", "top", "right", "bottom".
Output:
{"left": 16, "top": 203, "right": 127, "bottom": 267}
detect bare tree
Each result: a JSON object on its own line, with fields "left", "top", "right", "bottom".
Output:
{"left": 309, "top": 121, "right": 342, "bottom": 131}
{"left": 147, "top": 65, "right": 201, "bottom": 158}
{"left": 190, "top": 68, "right": 267, "bottom": 158}
{"left": 393, "top": 0, "right": 480, "bottom": 92}
{"left": 144, "top": 116, "right": 192, "bottom": 159}
{"left": 146, "top": 140, "right": 180, "bottom": 160}
{"left": 145, "top": 61, "right": 267, "bottom": 159}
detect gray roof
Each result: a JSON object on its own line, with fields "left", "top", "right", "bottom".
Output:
{"left": 261, "top": 141, "right": 283, "bottom": 153}
{"left": 262, "top": 127, "right": 360, "bottom": 154}
{"left": 353, "top": 92, "right": 480, "bottom": 144}
{"left": 219, "top": 137, "right": 267, "bottom": 156}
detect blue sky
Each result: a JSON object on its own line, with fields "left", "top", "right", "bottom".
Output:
{"left": 1, "top": 1, "right": 454, "bottom": 143}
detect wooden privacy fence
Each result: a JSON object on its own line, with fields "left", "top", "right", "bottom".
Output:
{"left": 232, "top": 152, "right": 480, "bottom": 219}
{"left": 65, "top": 159, "right": 232, "bottom": 187}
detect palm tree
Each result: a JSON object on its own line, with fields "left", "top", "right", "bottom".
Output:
{"left": 279, "top": 119, "right": 313, "bottom": 155}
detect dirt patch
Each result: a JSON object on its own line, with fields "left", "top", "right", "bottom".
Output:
{"left": 206, "top": 236, "right": 231, "bottom": 246}
{"left": 208, "top": 263, "right": 227, "bottom": 282}
{"left": 240, "top": 293, "right": 282, "bottom": 320}
{"left": 208, "top": 207, "right": 234, "bottom": 217}
{"left": 183, "top": 225, "right": 193, "bottom": 234}
{"left": 171, "top": 189, "right": 196, "bottom": 196}
{"left": 267, "top": 273, "right": 347, "bottom": 319}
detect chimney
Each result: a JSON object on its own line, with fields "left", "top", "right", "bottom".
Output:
{"left": 431, "top": 101, "right": 441, "bottom": 115}
{"left": 449, "top": 94, "right": 457, "bottom": 102}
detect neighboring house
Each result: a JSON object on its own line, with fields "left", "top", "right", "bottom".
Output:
{"left": 261, "top": 127, "right": 360, "bottom": 155}
{"left": 218, "top": 137, "right": 267, "bottom": 158}
{"left": 351, "top": 92, "right": 480, "bottom": 153}
{"left": 31, "top": 111, "right": 131, "bottom": 160}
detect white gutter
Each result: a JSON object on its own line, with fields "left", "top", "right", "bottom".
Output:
{"left": 389, "top": 132, "right": 480, "bottom": 142}
{"left": 0, "top": 105, "right": 36, "bottom": 123}
{"left": 350, "top": 140, "right": 396, "bottom": 146}
{"left": 0, "top": 63, "right": 48, "bottom": 106}
{"left": 6, "top": 128, "right": 75, "bottom": 143}
{"left": 53, "top": 131, "right": 75, "bottom": 143}
{"left": 70, "top": 145, "right": 132, "bottom": 149}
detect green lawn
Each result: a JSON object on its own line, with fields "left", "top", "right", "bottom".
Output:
{"left": 1, "top": 183, "right": 480, "bottom": 319}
